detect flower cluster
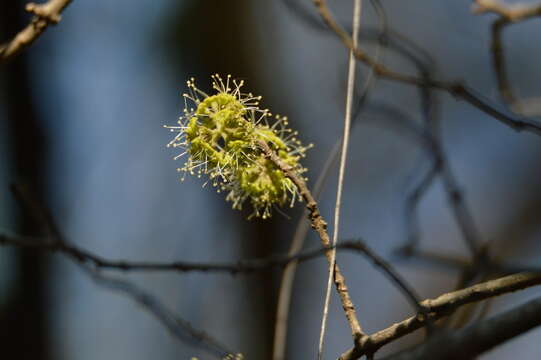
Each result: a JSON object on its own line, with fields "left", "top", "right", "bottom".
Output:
{"left": 165, "top": 75, "right": 311, "bottom": 219}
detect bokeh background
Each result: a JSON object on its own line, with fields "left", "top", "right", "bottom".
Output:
{"left": 1, "top": 0, "right": 541, "bottom": 359}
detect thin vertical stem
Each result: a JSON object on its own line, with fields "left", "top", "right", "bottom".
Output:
{"left": 318, "top": 0, "right": 363, "bottom": 358}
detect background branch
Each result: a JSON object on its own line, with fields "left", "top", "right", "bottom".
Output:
{"left": 8, "top": 183, "right": 236, "bottom": 358}
{"left": 312, "top": 0, "right": 541, "bottom": 135}
{"left": 473, "top": 0, "right": 541, "bottom": 116}
{"left": 0, "top": 0, "right": 73, "bottom": 62}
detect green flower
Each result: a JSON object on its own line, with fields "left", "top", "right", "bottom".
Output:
{"left": 165, "top": 75, "right": 311, "bottom": 219}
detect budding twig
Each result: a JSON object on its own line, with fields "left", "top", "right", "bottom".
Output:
{"left": 258, "top": 139, "right": 365, "bottom": 341}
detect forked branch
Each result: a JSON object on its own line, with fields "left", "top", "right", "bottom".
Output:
{"left": 339, "top": 272, "right": 541, "bottom": 359}
{"left": 312, "top": 0, "right": 541, "bottom": 135}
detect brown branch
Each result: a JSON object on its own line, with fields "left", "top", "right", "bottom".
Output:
{"left": 381, "top": 295, "right": 541, "bottom": 360}
{"left": 472, "top": 0, "right": 541, "bottom": 115}
{"left": 338, "top": 272, "right": 541, "bottom": 360}
{"left": 312, "top": 0, "right": 541, "bottom": 135}
{"left": 0, "top": 0, "right": 73, "bottom": 63}
{"left": 473, "top": 0, "right": 541, "bottom": 21}
{"left": 257, "top": 139, "right": 366, "bottom": 341}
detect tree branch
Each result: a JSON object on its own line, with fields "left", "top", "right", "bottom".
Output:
{"left": 339, "top": 272, "right": 541, "bottom": 359}
{"left": 0, "top": 232, "right": 390, "bottom": 275}
{"left": 0, "top": 0, "right": 73, "bottom": 63}
{"left": 472, "top": 0, "right": 541, "bottom": 115}
{"left": 258, "top": 139, "right": 366, "bottom": 342}
{"left": 312, "top": 0, "right": 541, "bottom": 135}
{"left": 8, "top": 183, "right": 235, "bottom": 358}
{"left": 473, "top": 0, "right": 541, "bottom": 21}
{"left": 381, "top": 295, "right": 541, "bottom": 360}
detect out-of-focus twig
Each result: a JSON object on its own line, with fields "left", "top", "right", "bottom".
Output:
{"left": 8, "top": 183, "right": 236, "bottom": 358}
{"left": 473, "top": 0, "right": 541, "bottom": 21}
{"left": 312, "top": 0, "right": 541, "bottom": 135}
{"left": 394, "top": 247, "right": 541, "bottom": 276}
{"left": 473, "top": 0, "right": 541, "bottom": 115}
{"left": 0, "top": 0, "right": 73, "bottom": 63}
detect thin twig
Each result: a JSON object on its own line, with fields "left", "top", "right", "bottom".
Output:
{"left": 0, "top": 0, "right": 73, "bottom": 62}
{"left": 378, "top": 29, "right": 484, "bottom": 259}
{"left": 0, "top": 232, "right": 398, "bottom": 275}
{"left": 9, "top": 183, "right": 235, "bottom": 358}
{"left": 272, "top": 140, "right": 341, "bottom": 360}
{"left": 312, "top": 0, "right": 541, "bottom": 135}
{"left": 319, "top": 0, "right": 362, "bottom": 358}
{"left": 258, "top": 139, "right": 365, "bottom": 341}
{"left": 273, "top": 4, "right": 388, "bottom": 356}
{"left": 394, "top": 247, "right": 541, "bottom": 276}
{"left": 83, "top": 268, "right": 236, "bottom": 357}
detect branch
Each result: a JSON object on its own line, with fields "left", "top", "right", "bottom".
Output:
{"left": 472, "top": 0, "right": 541, "bottom": 115}
{"left": 0, "top": 232, "right": 388, "bottom": 275}
{"left": 339, "top": 272, "right": 541, "bottom": 359}
{"left": 274, "top": 14, "right": 392, "bottom": 360}
{"left": 473, "top": 0, "right": 541, "bottom": 22}
{"left": 1, "top": 229, "right": 439, "bottom": 357}
{"left": 312, "top": 0, "right": 541, "bottom": 136}
{"left": 258, "top": 139, "right": 365, "bottom": 341}
{"left": 83, "top": 268, "right": 236, "bottom": 358}
{"left": 320, "top": 0, "right": 363, "bottom": 356}
{"left": 381, "top": 295, "right": 541, "bottom": 360}
{"left": 8, "top": 183, "right": 235, "bottom": 358}
{"left": 0, "top": 0, "right": 73, "bottom": 63}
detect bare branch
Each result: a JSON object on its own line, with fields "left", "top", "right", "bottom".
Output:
{"left": 473, "top": 0, "right": 541, "bottom": 22}
{"left": 273, "top": 9, "right": 391, "bottom": 358}
{"left": 339, "top": 272, "right": 541, "bottom": 359}
{"left": 0, "top": 232, "right": 394, "bottom": 275}
{"left": 8, "top": 183, "right": 235, "bottom": 358}
{"left": 258, "top": 139, "right": 366, "bottom": 341}
{"left": 83, "top": 268, "right": 236, "bottom": 358}
{"left": 320, "top": 0, "right": 363, "bottom": 357}
{"left": 312, "top": 0, "right": 541, "bottom": 135}
{"left": 381, "top": 295, "right": 541, "bottom": 360}
{"left": 273, "top": 138, "right": 342, "bottom": 360}
{"left": 472, "top": 0, "right": 541, "bottom": 115}
{"left": 0, "top": 0, "right": 73, "bottom": 63}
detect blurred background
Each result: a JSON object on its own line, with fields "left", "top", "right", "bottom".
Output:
{"left": 1, "top": 0, "right": 541, "bottom": 359}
